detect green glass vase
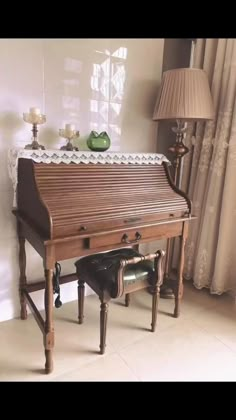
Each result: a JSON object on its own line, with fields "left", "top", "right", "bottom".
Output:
{"left": 87, "top": 131, "right": 111, "bottom": 152}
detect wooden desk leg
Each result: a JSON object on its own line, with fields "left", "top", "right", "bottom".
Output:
{"left": 174, "top": 224, "right": 187, "bottom": 318}
{"left": 44, "top": 268, "right": 54, "bottom": 374}
{"left": 151, "top": 250, "right": 165, "bottom": 331}
{"left": 125, "top": 293, "right": 130, "bottom": 307}
{"left": 151, "top": 285, "right": 158, "bottom": 332}
{"left": 17, "top": 221, "right": 27, "bottom": 320}
{"left": 164, "top": 238, "right": 171, "bottom": 279}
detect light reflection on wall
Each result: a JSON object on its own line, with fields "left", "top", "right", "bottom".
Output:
{"left": 61, "top": 47, "right": 127, "bottom": 150}
{"left": 90, "top": 47, "right": 127, "bottom": 151}
{"left": 60, "top": 57, "right": 82, "bottom": 148}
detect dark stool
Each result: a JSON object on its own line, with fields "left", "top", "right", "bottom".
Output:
{"left": 75, "top": 248, "right": 165, "bottom": 354}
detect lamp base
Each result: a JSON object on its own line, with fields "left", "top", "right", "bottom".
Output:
{"left": 24, "top": 140, "right": 45, "bottom": 150}
{"left": 160, "top": 277, "right": 175, "bottom": 299}
{"left": 60, "top": 140, "right": 78, "bottom": 152}
{"left": 147, "top": 276, "right": 175, "bottom": 299}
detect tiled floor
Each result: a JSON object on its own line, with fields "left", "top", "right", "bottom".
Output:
{"left": 1, "top": 282, "right": 236, "bottom": 381}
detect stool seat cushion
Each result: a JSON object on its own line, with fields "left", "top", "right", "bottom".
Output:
{"left": 75, "top": 248, "right": 155, "bottom": 294}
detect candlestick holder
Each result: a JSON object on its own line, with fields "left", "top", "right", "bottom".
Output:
{"left": 59, "top": 128, "right": 80, "bottom": 151}
{"left": 23, "top": 112, "right": 46, "bottom": 150}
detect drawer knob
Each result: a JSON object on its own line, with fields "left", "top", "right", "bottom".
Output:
{"left": 78, "top": 225, "right": 87, "bottom": 232}
{"left": 121, "top": 231, "right": 142, "bottom": 244}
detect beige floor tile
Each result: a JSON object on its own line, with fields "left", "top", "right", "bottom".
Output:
{"left": 60, "top": 290, "right": 182, "bottom": 353}
{"left": 91, "top": 290, "right": 183, "bottom": 352}
{"left": 0, "top": 302, "right": 115, "bottom": 381}
{"left": 190, "top": 302, "right": 236, "bottom": 352}
{"left": 176, "top": 282, "right": 222, "bottom": 318}
{"left": 52, "top": 353, "right": 138, "bottom": 382}
{"left": 119, "top": 318, "right": 236, "bottom": 381}
{"left": 1, "top": 284, "right": 236, "bottom": 382}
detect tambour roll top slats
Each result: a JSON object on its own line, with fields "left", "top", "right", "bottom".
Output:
{"left": 29, "top": 162, "right": 190, "bottom": 239}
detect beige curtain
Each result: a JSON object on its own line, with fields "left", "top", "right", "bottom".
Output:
{"left": 181, "top": 39, "right": 236, "bottom": 294}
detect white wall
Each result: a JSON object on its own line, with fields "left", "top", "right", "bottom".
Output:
{"left": 0, "top": 38, "right": 164, "bottom": 322}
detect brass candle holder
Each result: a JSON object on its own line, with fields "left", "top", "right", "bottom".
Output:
{"left": 59, "top": 125, "right": 79, "bottom": 151}
{"left": 23, "top": 108, "right": 46, "bottom": 150}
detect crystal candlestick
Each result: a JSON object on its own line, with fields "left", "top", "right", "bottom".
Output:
{"left": 59, "top": 126, "right": 80, "bottom": 151}
{"left": 23, "top": 109, "right": 46, "bottom": 150}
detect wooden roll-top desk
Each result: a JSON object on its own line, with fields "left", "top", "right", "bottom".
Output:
{"left": 8, "top": 149, "right": 192, "bottom": 373}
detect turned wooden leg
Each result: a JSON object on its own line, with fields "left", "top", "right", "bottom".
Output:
{"left": 164, "top": 238, "right": 171, "bottom": 280}
{"left": 78, "top": 279, "right": 85, "bottom": 324}
{"left": 44, "top": 268, "right": 54, "bottom": 374}
{"left": 125, "top": 293, "right": 130, "bottom": 307}
{"left": 17, "top": 221, "right": 27, "bottom": 320}
{"left": 151, "top": 250, "right": 165, "bottom": 331}
{"left": 151, "top": 286, "right": 158, "bottom": 332}
{"left": 174, "top": 225, "right": 187, "bottom": 318}
{"left": 99, "top": 298, "right": 109, "bottom": 355}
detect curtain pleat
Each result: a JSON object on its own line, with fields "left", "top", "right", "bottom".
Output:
{"left": 182, "top": 39, "right": 236, "bottom": 294}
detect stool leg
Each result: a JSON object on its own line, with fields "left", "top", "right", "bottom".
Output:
{"left": 125, "top": 293, "right": 130, "bottom": 307}
{"left": 99, "top": 297, "right": 109, "bottom": 355}
{"left": 78, "top": 279, "right": 85, "bottom": 324}
{"left": 151, "top": 285, "right": 159, "bottom": 332}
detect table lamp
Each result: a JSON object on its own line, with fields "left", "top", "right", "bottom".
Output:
{"left": 153, "top": 67, "right": 214, "bottom": 186}
{"left": 153, "top": 67, "right": 214, "bottom": 298}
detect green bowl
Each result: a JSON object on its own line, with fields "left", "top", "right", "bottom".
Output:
{"left": 87, "top": 131, "right": 111, "bottom": 152}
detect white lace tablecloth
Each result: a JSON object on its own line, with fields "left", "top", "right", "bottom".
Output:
{"left": 8, "top": 148, "right": 170, "bottom": 207}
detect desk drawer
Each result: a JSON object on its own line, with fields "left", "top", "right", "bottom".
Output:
{"left": 88, "top": 222, "right": 183, "bottom": 249}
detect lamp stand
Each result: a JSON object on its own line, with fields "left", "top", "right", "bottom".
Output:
{"left": 169, "top": 120, "right": 189, "bottom": 187}
{"left": 161, "top": 119, "right": 189, "bottom": 298}
{"left": 153, "top": 68, "right": 214, "bottom": 299}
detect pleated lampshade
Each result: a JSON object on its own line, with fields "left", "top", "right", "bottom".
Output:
{"left": 153, "top": 68, "right": 214, "bottom": 121}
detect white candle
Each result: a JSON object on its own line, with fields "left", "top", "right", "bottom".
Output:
{"left": 30, "top": 107, "right": 41, "bottom": 115}
{"left": 65, "top": 123, "right": 75, "bottom": 131}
